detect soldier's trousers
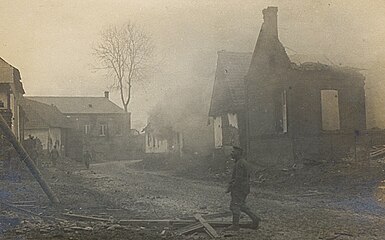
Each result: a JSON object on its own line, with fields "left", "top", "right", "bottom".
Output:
{"left": 230, "top": 191, "right": 258, "bottom": 222}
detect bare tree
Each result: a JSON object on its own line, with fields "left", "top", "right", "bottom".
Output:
{"left": 94, "top": 22, "right": 154, "bottom": 112}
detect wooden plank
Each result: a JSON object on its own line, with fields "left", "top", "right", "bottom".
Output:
{"left": 174, "top": 222, "right": 203, "bottom": 236}
{"left": 11, "top": 201, "right": 37, "bottom": 205}
{"left": 119, "top": 219, "right": 193, "bottom": 225}
{"left": 172, "top": 221, "right": 251, "bottom": 228}
{"left": 62, "top": 213, "right": 112, "bottom": 222}
{"left": 181, "top": 211, "right": 232, "bottom": 220}
{"left": 1, "top": 201, "right": 62, "bottom": 222}
{"left": 63, "top": 213, "right": 195, "bottom": 225}
{"left": 0, "top": 201, "right": 41, "bottom": 217}
{"left": 370, "top": 150, "right": 385, "bottom": 155}
{"left": 194, "top": 214, "right": 219, "bottom": 238}
{"left": 12, "top": 205, "right": 37, "bottom": 208}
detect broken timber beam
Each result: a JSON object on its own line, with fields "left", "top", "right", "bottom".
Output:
{"left": 172, "top": 221, "right": 251, "bottom": 228}
{"left": 0, "top": 114, "right": 60, "bottom": 204}
{"left": 180, "top": 211, "right": 232, "bottom": 220}
{"left": 0, "top": 201, "right": 41, "bottom": 217}
{"left": 194, "top": 214, "right": 219, "bottom": 238}
{"left": 62, "top": 213, "right": 112, "bottom": 222}
{"left": 174, "top": 222, "right": 203, "bottom": 236}
{"left": 119, "top": 219, "right": 193, "bottom": 225}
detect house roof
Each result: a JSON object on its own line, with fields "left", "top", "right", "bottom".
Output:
{"left": 21, "top": 98, "right": 73, "bottom": 129}
{"left": 26, "top": 96, "right": 125, "bottom": 114}
{"left": 209, "top": 51, "right": 252, "bottom": 116}
{"left": 0, "top": 57, "right": 25, "bottom": 94}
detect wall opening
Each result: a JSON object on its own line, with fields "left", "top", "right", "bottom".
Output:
{"left": 213, "top": 116, "right": 223, "bottom": 148}
{"left": 321, "top": 90, "right": 340, "bottom": 130}
{"left": 99, "top": 123, "right": 107, "bottom": 136}
{"left": 84, "top": 124, "right": 91, "bottom": 134}
{"left": 280, "top": 90, "right": 288, "bottom": 133}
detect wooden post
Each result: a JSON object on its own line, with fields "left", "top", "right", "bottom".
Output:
{"left": 0, "top": 114, "right": 60, "bottom": 204}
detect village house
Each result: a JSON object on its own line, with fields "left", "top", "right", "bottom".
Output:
{"left": 142, "top": 122, "right": 183, "bottom": 156}
{"left": 143, "top": 85, "right": 214, "bottom": 159}
{"left": 0, "top": 57, "right": 26, "bottom": 140}
{"left": 209, "top": 7, "right": 368, "bottom": 167}
{"left": 27, "top": 92, "right": 131, "bottom": 161}
{"left": 0, "top": 57, "right": 27, "bottom": 172}
{"left": 21, "top": 98, "right": 72, "bottom": 156}
{"left": 209, "top": 51, "right": 252, "bottom": 151}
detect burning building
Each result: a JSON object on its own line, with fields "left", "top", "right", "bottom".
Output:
{"left": 209, "top": 7, "right": 367, "bottom": 167}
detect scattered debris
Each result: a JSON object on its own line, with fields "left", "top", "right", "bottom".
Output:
{"left": 370, "top": 145, "right": 385, "bottom": 159}
{"left": 324, "top": 232, "right": 354, "bottom": 240}
{"left": 193, "top": 214, "right": 219, "bottom": 238}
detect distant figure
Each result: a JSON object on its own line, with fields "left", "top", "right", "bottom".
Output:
{"left": 49, "top": 145, "right": 59, "bottom": 167}
{"left": 25, "top": 135, "right": 39, "bottom": 166}
{"left": 83, "top": 150, "right": 92, "bottom": 170}
{"left": 225, "top": 146, "right": 260, "bottom": 231}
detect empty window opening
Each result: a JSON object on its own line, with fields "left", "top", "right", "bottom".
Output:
{"left": 99, "top": 124, "right": 107, "bottom": 136}
{"left": 147, "top": 134, "right": 151, "bottom": 147}
{"left": 214, "top": 116, "right": 223, "bottom": 148}
{"left": 321, "top": 90, "right": 340, "bottom": 130}
{"left": 228, "top": 113, "right": 238, "bottom": 129}
{"left": 84, "top": 124, "right": 91, "bottom": 134}
{"left": 281, "top": 90, "right": 288, "bottom": 133}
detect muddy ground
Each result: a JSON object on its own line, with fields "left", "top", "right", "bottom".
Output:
{"left": 1, "top": 156, "right": 385, "bottom": 239}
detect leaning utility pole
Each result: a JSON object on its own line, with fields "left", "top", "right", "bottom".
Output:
{"left": 0, "top": 114, "right": 60, "bottom": 204}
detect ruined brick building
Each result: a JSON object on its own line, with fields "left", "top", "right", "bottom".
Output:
{"left": 210, "top": 7, "right": 367, "bottom": 167}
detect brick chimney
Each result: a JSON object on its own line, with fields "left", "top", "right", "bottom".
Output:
{"left": 262, "top": 6, "right": 278, "bottom": 38}
{"left": 104, "top": 91, "right": 109, "bottom": 99}
{"left": 246, "top": 6, "right": 290, "bottom": 79}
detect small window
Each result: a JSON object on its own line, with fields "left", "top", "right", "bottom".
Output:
{"left": 227, "top": 113, "right": 238, "bottom": 129}
{"left": 0, "top": 100, "right": 4, "bottom": 108}
{"left": 85, "top": 124, "right": 91, "bottom": 134}
{"left": 147, "top": 134, "right": 151, "bottom": 147}
{"left": 99, "top": 124, "right": 107, "bottom": 136}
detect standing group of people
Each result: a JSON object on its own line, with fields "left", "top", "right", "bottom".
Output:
{"left": 49, "top": 145, "right": 92, "bottom": 169}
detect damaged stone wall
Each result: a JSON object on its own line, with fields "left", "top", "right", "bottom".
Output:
{"left": 245, "top": 7, "right": 367, "bottom": 167}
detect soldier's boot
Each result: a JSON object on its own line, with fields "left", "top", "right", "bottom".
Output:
{"left": 242, "top": 207, "right": 260, "bottom": 229}
{"left": 225, "top": 213, "right": 240, "bottom": 231}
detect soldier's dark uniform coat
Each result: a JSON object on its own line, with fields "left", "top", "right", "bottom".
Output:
{"left": 228, "top": 158, "right": 251, "bottom": 215}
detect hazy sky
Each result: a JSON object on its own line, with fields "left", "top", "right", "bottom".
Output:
{"left": 1, "top": 0, "right": 385, "bottom": 129}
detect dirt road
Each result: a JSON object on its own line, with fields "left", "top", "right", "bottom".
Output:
{"left": 70, "top": 160, "right": 385, "bottom": 239}
{"left": 2, "top": 159, "right": 385, "bottom": 239}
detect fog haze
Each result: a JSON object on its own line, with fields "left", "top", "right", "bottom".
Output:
{"left": 1, "top": 0, "right": 385, "bottom": 129}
